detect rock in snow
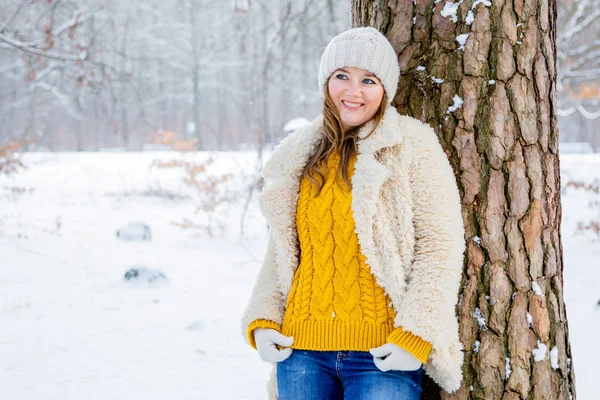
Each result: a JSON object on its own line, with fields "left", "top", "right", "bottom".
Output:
{"left": 123, "top": 267, "right": 168, "bottom": 287}
{"left": 116, "top": 221, "right": 152, "bottom": 241}
{"left": 185, "top": 320, "right": 205, "bottom": 331}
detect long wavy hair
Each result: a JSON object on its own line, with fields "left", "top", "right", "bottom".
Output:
{"left": 301, "top": 80, "right": 387, "bottom": 196}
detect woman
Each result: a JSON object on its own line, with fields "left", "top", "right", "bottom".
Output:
{"left": 241, "top": 27, "right": 465, "bottom": 399}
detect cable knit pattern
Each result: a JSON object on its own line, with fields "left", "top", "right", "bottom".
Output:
{"left": 308, "top": 167, "right": 335, "bottom": 320}
{"left": 288, "top": 183, "right": 314, "bottom": 322}
{"left": 358, "top": 256, "right": 395, "bottom": 326}
{"left": 277, "top": 152, "right": 431, "bottom": 359}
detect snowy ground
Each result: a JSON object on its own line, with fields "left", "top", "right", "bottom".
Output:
{"left": 0, "top": 151, "right": 598, "bottom": 399}
{"left": 559, "top": 154, "right": 600, "bottom": 400}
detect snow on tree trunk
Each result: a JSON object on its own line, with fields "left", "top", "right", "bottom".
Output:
{"left": 352, "top": 1, "right": 576, "bottom": 399}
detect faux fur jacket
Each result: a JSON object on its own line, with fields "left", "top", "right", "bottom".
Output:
{"left": 241, "top": 105, "right": 466, "bottom": 397}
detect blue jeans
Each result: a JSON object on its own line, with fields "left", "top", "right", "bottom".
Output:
{"left": 277, "top": 350, "right": 423, "bottom": 400}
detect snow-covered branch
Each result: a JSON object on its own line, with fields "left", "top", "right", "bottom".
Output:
{"left": 0, "top": 0, "right": 28, "bottom": 33}
{"left": 559, "top": 0, "right": 593, "bottom": 45}
{"left": 0, "top": 0, "right": 352, "bottom": 149}
{"left": 558, "top": 103, "right": 600, "bottom": 120}
{"left": 31, "top": 81, "right": 83, "bottom": 120}
{"left": 0, "top": 31, "right": 86, "bottom": 61}
{"left": 0, "top": 59, "right": 23, "bottom": 74}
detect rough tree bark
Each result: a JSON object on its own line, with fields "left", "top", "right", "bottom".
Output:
{"left": 352, "top": 1, "right": 576, "bottom": 399}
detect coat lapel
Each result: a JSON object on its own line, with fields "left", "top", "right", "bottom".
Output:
{"left": 352, "top": 106, "right": 404, "bottom": 292}
{"left": 259, "top": 116, "right": 323, "bottom": 296}
{"left": 259, "top": 106, "right": 405, "bottom": 297}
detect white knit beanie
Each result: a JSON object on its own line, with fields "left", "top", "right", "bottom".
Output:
{"left": 318, "top": 27, "right": 400, "bottom": 104}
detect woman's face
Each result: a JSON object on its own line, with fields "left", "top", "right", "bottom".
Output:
{"left": 327, "top": 66, "right": 385, "bottom": 133}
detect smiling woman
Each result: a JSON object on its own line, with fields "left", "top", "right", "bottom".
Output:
{"left": 242, "top": 27, "right": 465, "bottom": 400}
{"left": 327, "top": 67, "right": 385, "bottom": 132}
{"left": 308, "top": 66, "right": 388, "bottom": 193}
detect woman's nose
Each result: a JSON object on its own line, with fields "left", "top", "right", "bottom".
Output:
{"left": 346, "top": 80, "right": 361, "bottom": 97}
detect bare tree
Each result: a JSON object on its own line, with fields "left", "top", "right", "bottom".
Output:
{"left": 353, "top": 1, "right": 575, "bottom": 399}
{"left": 0, "top": 0, "right": 112, "bottom": 148}
{"left": 0, "top": 0, "right": 351, "bottom": 151}
{"left": 557, "top": 0, "right": 600, "bottom": 90}
{"left": 556, "top": 0, "right": 600, "bottom": 149}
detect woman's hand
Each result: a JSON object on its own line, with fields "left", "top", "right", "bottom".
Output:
{"left": 254, "top": 328, "right": 294, "bottom": 363}
{"left": 370, "top": 343, "right": 422, "bottom": 371}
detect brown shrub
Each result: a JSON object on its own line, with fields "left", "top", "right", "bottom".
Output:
{"left": 0, "top": 139, "right": 30, "bottom": 176}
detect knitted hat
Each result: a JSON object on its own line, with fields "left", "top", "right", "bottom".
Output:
{"left": 318, "top": 27, "right": 400, "bottom": 104}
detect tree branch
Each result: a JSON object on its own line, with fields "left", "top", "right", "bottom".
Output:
{"left": 0, "top": 0, "right": 28, "bottom": 33}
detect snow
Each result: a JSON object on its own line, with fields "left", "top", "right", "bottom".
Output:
{"left": 561, "top": 142, "right": 594, "bottom": 154}
{"left": 416, "top": 66, "right": 426, "bottom": 71}
{"left": 533, "top": 340, "right": 547, "bottom": 362}
{"left": 526, "top": 312, "right": 532, "bottom": 327}
{"left": 488, "top": 79, "right": 496, "bottom": 85}
{"left": 532, "top": 281, "right": 544, "bottom": 297}
{"left": 440, "top": 1, "right": 462, "bottom": 23}
{"left": 472, "top": 0, "right": 491, "bottom": 8}
{"left": 431, "top": 76, "right": 445, "bottom": 84}
{"left": 505, "top": 357, "right": 511, "bottom": 380}
{"left": 447, "top": 94, "right": 464, "bottom": 113}
{"left": 465, "top": 10, "right": 475, "bottom": 25}
{"left": 557, "top": 104, "right": 600, "bottom": 120}
{"left": 0, "top": 151, "right": 269, "bottom": 400}
{"left": 473, "top": 340, "right": 480, "bottom": 353}
{"left": 1, "top": 151, "right": 600, "bottom": 399}
{"left": 550, "top": 346, "right": 559, "bottom": 370}
{"left": 472, "top": 307, "right": 487, "bottom": 329}
{"left": 561, "top": 154, "right": 600, "bottom": 399}
{"left": 456, "top": 33, "right": 469, "bottom": 51}
{"left": 283, "top": 117, "right": 310, "bottom": 133}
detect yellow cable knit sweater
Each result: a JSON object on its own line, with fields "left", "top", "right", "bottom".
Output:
{"left": 248, "top": 152, "right": 432, "bottom": 363}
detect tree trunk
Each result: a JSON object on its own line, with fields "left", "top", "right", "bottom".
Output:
{"left": 352, "top": 1, "right": 575, "bottom": 399}
{"left": 190, "top": 0, "right": 202, "bottom": 149}
{"left": 119, "top": 12, "right": 130, "bottom": 150}
{"left": 74, "top": 96, "right": 84, "bottom": 152}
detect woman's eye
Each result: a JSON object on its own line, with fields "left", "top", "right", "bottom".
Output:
{"left": 363, "top": 78, "right": 376, "bottom": 85}
{"left": 336, "top": 73, "right": 348, "bottom": 80}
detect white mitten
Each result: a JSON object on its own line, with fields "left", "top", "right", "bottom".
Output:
{"left": 370, "top": 343, "right": 422, "bottom": 371}
{"left": 254, "top": 328, "right": 294, "bottom": 363}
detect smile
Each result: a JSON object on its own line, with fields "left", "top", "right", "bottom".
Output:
{"left": 342, "top": 100, "right": 363, "bottom": 110}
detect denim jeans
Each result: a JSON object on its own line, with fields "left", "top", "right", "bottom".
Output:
{"left": 277, "top": 350, "right": 423, "bottom": 400}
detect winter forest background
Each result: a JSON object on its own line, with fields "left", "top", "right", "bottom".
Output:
{"left": 1, "top": 1, "right": 600, "bottom": 399}
{"left": 0, "top": 0, "right": 598, "bottom": 151}
{"left": 1, "top": 0, "right": 351, "bottom": 151}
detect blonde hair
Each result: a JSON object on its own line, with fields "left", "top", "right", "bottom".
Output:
{"left": 301, "top": 79, "right": 387, "bottom": 196}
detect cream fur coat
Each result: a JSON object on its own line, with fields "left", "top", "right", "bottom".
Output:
{"left": 241, "top": 105, "right": 466, "bottom": 397}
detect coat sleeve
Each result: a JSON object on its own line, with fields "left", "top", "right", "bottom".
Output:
{"left": 395, "top": 124, "right": 465, "bottom": 354}
{"left": 240, "top": 230, "right": 286, "bottom": 347}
